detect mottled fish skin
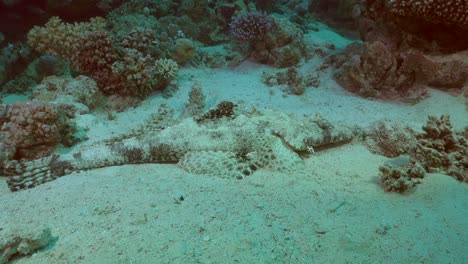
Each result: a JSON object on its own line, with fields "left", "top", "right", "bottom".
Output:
{"left": 4, "top": 113, "right": 357, "bottom": 192}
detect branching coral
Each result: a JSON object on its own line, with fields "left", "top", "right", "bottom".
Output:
{"left": 373, "top": 115, "right": 468, "bottom": 193}
{"left": 71, "top": 32, "right": 121, "bottom": 94}
{"left": 110, "top": 49, "right": 156, "bottom": 97}
{"left": 412, "top": 115, "right": 468, "bottom": 182}
{"left": 27, "top": 17, "right": 180, "bottom": 99}
{"left": 27, "top": 16, "right": 107, "bottom": 59}
{"left": 154, "top": 58, "right": 179, "bottom": 82}
{"left": 116, "top": 28, "right": 160, "bottom": 58}
{"left": 229, "top": 12, "right": 274, "bottom": 41}
{"left": 379, "top": 155, "right": 425, "bottom": 193}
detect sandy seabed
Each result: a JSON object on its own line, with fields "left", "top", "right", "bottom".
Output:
{"left": 1, "top": 28, "right": 467, "bottom": 264}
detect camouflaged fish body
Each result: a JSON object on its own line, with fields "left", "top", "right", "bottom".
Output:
{"left": 4, "top": 110, "right": 358, "bottom": 191}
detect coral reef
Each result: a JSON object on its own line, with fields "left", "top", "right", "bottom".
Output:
{"left": 27, "top": 16, "right": 107, "bottom": 59}
{"left": 229, "top": 12, "right": 273, "bottom": 41}
{"left": 107, "top": 0, "right": 248, "bottom": 45}
{"left": 333, "top": 38, "right": 468, "bottom": 102}
{"left": 0, "top": 0, "right": 465, "bottom": 198}
{"left": 379, "top": 155, "right": 425, "bottom": 193}
{"left": 27, "top": 16, "right": 179, "bottom": 99}
{"left": 107, "top": 48, "right": 158, "bottom": 97}
{"left": 249, "top": 15, "right": 307, "bottom": 68}
{"left": 0, "top": 101, "right": 77, "bottom": 161}
{"left": 363, "top": 0, "right": 468, "bottom": 52}
{"left": 412, "top": 115, "right": 468, "bottom": 182}
{"left": 334, "top": 41, "right": 416, "bottom": 100}
{"left": 334, "top": 42, "right": 468, "bottom": 101}
{"left": 328, "top": 0, "right": 468, "bottom": 102}
{"left": 1, "top": 54, "right": 70, "bottom": 95}
{"left": 310, "top": 0, "right": 364, "bottom": 32}
{"left": 31, "top": 75, "right": 103, "bottom": 112}
{"left": 387, "top": 0, "right": 468, "bottom": 30}
{"left": 371, "top": 116, "right": 468, "bottom": 193}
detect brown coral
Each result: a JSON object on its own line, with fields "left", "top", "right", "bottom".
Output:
{"left": 27, "top": 17, "right": 180, "bottom": 99}
{"left": 334, "top": 41, "right": 420, "bottom": 100}
{"left": 387, "top": 0, "right": 468, "bottom": 30}
{"left": 110, "top": 49, "right": 158, "bottom": 98}
{"left": 27, "top": 16, "right": 107, "bottom": 59}
{"left": 334, "top": 41, "right": 468, "bottom": 101}
{"left": 0, "top": 101, "right": 77, "bottom": 160}
{"left": 116, "top": 28, "right": 161, "bottom": 58}
{"left": 250, "top": 15, "right": 306, "bottom": 68}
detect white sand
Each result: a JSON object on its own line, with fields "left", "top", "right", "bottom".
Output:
{"left": 1, "top": 27, "right": 467, "bottom": 263}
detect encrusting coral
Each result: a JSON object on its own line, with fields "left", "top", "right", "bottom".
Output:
{"left": 329, "top": 0, "right": 468, "bottom": 102}
{"left": 229, "top": 12, "right": 307, "bottom": 68}
{"left": 387, "top": 0, "right": 468, "bottom": 30}
{"left": 333, "top": 41, "right": 468, "bottom": 101}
